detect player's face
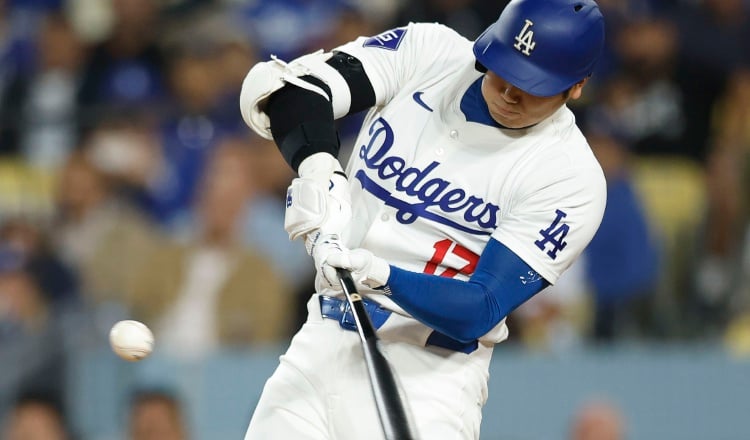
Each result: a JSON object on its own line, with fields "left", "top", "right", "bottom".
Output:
{"left": 481, "top": 71, "right": 585, "bottom": 129}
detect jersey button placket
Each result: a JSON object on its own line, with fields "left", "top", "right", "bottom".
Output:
{"left": 436, "top": 129, "right": 458, "bottom": 156}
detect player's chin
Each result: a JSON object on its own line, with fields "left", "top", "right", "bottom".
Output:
{"left": 490, "top": 111, "right": 525, "bottom": 129}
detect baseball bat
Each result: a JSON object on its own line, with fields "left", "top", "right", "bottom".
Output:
{"left": 336, "top": 268, "right": 415, "bottom": 440}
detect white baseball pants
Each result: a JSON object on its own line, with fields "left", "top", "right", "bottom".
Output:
{"left": 244, "top": 294, "right": 493, "bottom": 440}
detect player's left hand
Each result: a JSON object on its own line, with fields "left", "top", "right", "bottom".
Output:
{"left": 308, "top": 232, "right": 346, "bottom": 292}
{"left": 324, "top": 247, "right": 391, "bottom": 291}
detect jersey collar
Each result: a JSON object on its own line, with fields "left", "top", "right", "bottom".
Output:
{"left": 459, "top": 75, "right": 553, "bottom": 131}
{"left": 459, "top": 76, "right": 504, "bottom": 128}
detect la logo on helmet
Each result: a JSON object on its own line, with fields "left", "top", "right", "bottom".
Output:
{"left": 513, "top": 19, "right": 536, "bottom": 56}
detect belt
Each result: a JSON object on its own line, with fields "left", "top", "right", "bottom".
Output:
{"left": 319, "top": 295, "right": 478, "bottom": 354}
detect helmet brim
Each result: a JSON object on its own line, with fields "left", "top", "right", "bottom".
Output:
{"left": 473, "top": 29, "right": 582, "bottom": 97}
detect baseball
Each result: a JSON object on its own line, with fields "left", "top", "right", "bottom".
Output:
{"left": 109, "top": 320, "right": 154, "bottom": 361}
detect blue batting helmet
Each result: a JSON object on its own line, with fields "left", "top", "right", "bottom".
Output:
{"left": 473, "top": 0, "right": 605, "bottom": 97}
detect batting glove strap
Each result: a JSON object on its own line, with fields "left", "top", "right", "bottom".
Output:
{"left": 297, "top": 152, "right": 344, "bottom": 181}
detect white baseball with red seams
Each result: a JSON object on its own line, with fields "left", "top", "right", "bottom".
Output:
{"left": 109, "top": 320, "right": 154, "bottom": 361}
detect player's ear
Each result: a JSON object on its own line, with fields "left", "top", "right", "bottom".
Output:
{"left": 567, "top": 77, "right": 589, "bottom": 101}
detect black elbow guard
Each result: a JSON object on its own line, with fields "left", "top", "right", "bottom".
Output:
{"left": 266, "top": 76, "right": 340, "bottom": 172}
{"left": 264, "top": 52, "right": 375, "bottom": 172}
{"left": 279, "top": 120, "right": 340, "bottom": 172}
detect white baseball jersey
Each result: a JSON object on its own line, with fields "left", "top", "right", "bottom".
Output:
{"left": 245, "top": 22, "right": 606, "bottom": 440}
{"left": 330, "top": 22, "right": 606, "bottom": 340}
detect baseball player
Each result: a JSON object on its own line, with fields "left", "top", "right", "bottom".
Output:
{"left": 239, "top": 0, "right": 606, "bottom": 438}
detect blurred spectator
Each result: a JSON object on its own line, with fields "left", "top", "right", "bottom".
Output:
{"left": 136, "top": 24, "right": 250, "bottom": 228}
{"left": 586, "top": 26, "right": 708, "bottom": 335}
{"left": 585, "top": 0, "right": 657, "bottom": 94}
{"left": 512, "top": 130, "right": 661, "bottom": 346}
{"left": 0, "top": 13, "right": 86, "bottom": 169}
{"left": 214, "top": 34, "right": 258, "bottom": 122}
{"left": 65, "top": 0, "right": 116, "bottom": 44}
{"left": 128, "top": 389, "right": 187, "bottom": 440}
{"left": 347, "top": 0, "right": 399, "bottom": 27}
{"left": 674, "top": 0, "right": 750, "bottom": 78}
{"left": 511, "top": 258, "right": 591, "bottom": 352}
{"left": 78, "top": 0, "right": 167, "bottom": 131}
{"left": 668, "top": 3, "right": 750, "bottom": 324}
{"left": 670, "top": 0, "right": 750, "bottom": 330}
{"left": 0, "top": 246, "right": 68, "bottom": 425}
{"left": 1, "top": 390, "right": 71, "bottom": 440}
{"left": 84, "top": 112, "right": 163, "bottom": 197}
{"left": 161, "top": 8, "right": 250, "bottom": 130}
{"left": 128, "top": 137, "right": 293, "bottom": 359}
{"left": 52, "top": 147, "right": 162, "bottom": 306}
{"left": 232, "top": 0, "right": 347, "bottom": 60}
{"left": 711, "top": 69, "right": 750, "bottom": 334}
{"left": 667, "top": 0, "right": 750, "bottom": 175}
{"left": 162, "top": 7, "right": 257, "bottom": 104}
{"left": 0, "top": 0, "right": 50, "bottom": 112}
{"left": 319, "top": 3, "right": 378, "bottom": 49}
{"left": 241, "top": 134, "right": 314, "bottom": 331}
{"left": 725, "top": 310, "right": 750, "bottom": 358}
{"left": 569, "top": 399, "right": 626, "bottom": 440}
{"left": 392, "top": 0, "right": 505, "bottom": 40}
{"left": 0, "top": 162, "right": 58, "bottom": 225}
{"left": 607, "top": 20, "right": 691, "bottom": 158}
{"left": 596, "top": 0, "right": 656, "bottom": 21}
{"left": 585, "top": 131, "right": 660, "bottom": 341}
{"left": 0, "top": 218, "right": 79, "bottom": 307}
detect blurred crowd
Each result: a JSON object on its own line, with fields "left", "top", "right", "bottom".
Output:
{"left": 0, "top": 0, "right": 748, "bottom": 438}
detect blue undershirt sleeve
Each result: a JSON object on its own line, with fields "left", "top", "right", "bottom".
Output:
{"left": 386, "top": 238, "right": 550, "bottom": 342}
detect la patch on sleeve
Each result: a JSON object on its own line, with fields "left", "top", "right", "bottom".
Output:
{"left": 363, "top": 28, "right": 407, "bottom": 51}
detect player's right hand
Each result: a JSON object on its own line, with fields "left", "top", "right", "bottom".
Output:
{"left": 285, "top": 153, "right": 351, "bottom": 244}
{"left": 325, "top": 247, "right": 390, "bottom": 291}
{"left": 309, "top": 232, "right": 391, "bottom": 293}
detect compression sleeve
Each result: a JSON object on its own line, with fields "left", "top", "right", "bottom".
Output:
{"left": 386, "top": 238, "right": 550, "bottom": 342}
{"left": 266, "top": 52, "right": 376, "bottom": 171}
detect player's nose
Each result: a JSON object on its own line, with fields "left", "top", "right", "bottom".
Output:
{"left": 501, "top": 85, "right": 520, "bottom": 104}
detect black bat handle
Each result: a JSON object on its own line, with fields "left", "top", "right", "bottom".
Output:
{"left": 336, "top": 268, "right": 414, "bottom": 440}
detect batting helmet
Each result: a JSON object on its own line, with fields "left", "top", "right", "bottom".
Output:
{"left": 473, "top": 0, "right": 605, "bottom": 97}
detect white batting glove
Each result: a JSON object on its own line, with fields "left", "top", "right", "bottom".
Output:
{"left": 308, "top": 232, "right": 346, "bottom": 292}
{"left": 285, "top": 153, "right": 352, "bottom": 245}
{"left": 325, "top": 248, "right": 391, "bottom": 290}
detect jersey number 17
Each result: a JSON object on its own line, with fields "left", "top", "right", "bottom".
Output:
{"left": 423, "top": 239, "right": 479, "bottom": 278}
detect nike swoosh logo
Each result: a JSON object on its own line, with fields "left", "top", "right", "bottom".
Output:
{"left": 412, "top": 92, "right": 433, "bottom": 112}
